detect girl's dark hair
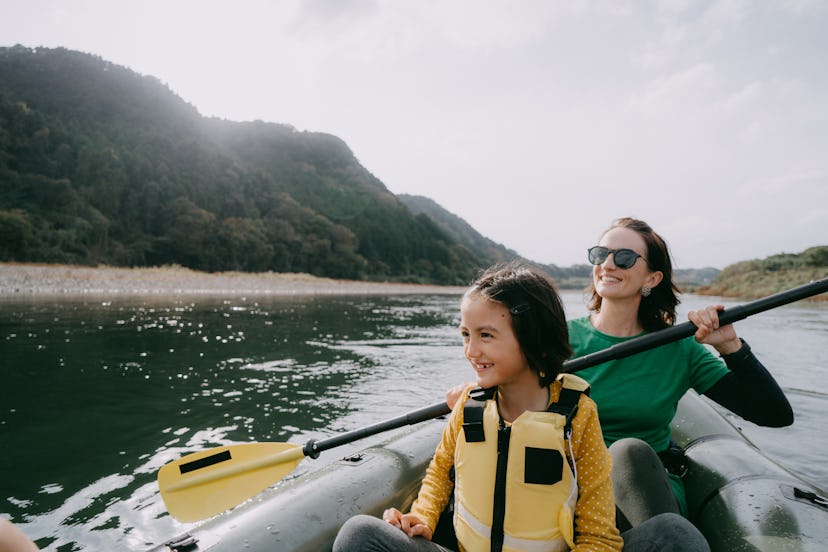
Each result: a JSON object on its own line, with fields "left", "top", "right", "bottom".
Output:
{"left": 587, "top": 217, "right": 681, "bottom": 331}
{"left": 467, "top": 261, "right": 572, "bottom": 386}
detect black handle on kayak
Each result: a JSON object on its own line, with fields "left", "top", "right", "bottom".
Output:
{"left": 565, "top": 277, "right": 828, "bottom": 374}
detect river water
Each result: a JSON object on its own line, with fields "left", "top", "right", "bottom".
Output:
{"left": 1, "top": 290, "right": 826, "bottom": 551}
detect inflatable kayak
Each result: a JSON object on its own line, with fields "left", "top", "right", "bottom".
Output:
{"left": 671, "top": 392, "right": 828, "bottom": 551}
{"left": 151, "top": 391, "right": 828, "bottom": 552}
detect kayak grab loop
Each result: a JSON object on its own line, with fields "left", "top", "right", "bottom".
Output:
{"left": 341, "top": 453, "right": 366, "bottom": 463}
{"left": 164, "top": 533, "right": 198, "bottom": 551}
{"left": 793, "top": 487, "right": 828, "bottom": 510}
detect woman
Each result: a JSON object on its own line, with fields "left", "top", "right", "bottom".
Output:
{"left": 571, "top": 217, "right": 792, "bottom": 527}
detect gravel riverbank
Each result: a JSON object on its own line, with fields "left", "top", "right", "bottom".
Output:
{"left": 0, "top": 263, "right": 467, "bottom": 297}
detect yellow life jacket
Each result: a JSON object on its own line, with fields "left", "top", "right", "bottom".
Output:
{"left": 453, "top": 374, "right": 589, "bottom": 552}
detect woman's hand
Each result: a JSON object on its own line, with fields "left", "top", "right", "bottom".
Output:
{"left": 688, "top": 305, "right": 742, "bottom": 355}
{"left": 382, "top": 508, "right": 433, "bottom": 539}
{"left": 445, "top": 383, "right": 471, "bottom": 410}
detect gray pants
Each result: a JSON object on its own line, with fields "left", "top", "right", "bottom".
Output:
{"left": 332, "top": 512, "right": 710, "bottom": 552}
{"left": 622, "top": 513, "right": 710, "bottom": 552}
{"left": 332, "top": 515, "right": 452, "bottom": 552}
{"left": 610, "top": 437, "right": 682, "bottom": 529}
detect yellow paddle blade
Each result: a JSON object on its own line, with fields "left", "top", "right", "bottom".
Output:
{"left": 158, "top": 442, "right": 304, "bottom": 522}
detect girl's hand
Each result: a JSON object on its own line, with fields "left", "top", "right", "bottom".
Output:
{"left": 446, "top": 382, "right": 471, "bottom": 410}
{"left": 688, "top": 305, "right": 742, "bottom": 355}
{"left": 381, "top": 508, "right": 433, "bottom": 539}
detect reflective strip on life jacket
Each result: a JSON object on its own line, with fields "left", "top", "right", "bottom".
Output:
{"left": 455, "top": 498, "right": 572, "bottom": 552}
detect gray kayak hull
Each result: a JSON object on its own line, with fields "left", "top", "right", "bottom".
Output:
{"left": 154, "top": 392, "right": 828, "bottom": 551}
{"left": 155, "top": 418, "right": 444, "bottom": 551}
{"left": 673, "top": 392, "right": 828, "bottom": 551}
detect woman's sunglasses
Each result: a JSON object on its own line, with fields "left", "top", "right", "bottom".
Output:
{"left": 587, "top": 246, "right": 646, "bottom": 269}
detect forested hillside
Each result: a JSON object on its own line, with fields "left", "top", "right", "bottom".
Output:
{"left": 697, "top": 246, "right": 828, "bottom": 299}
{"left": 0, "top": 46, "right": 516, "bottom": 284}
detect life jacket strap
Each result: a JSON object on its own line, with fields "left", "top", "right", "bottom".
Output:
{"left": 547, "top": 374, "right": 590, "bottom": 439}
{"left": 462, "top": 387, "right": 496, "bottom": 443}
{"left": 491, "top": 422, "right": 512, "bottom": 552}
{"left": 461, "top": 376, "right": 589, "bottom": 443}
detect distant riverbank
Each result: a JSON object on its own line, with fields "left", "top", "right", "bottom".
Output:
{"left": 0, "top": 263, "right": 467, "bottom": 296}
{"left": 2, "top": 262, "right": 824, "bottom": 301}
{"left": 695, "top": 269, "right": 827, "bottom": 301}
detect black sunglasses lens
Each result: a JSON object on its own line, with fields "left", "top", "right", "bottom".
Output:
{"left": 614, "top": 249, "right": 639, "bottom": 269}
{"left": 588, "top": 247, "right": 610, "bottom": 265}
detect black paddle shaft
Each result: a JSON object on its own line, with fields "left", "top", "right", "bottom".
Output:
{"left": 564, "top": 276, "right": 828, "bottom": 374}
{"left": 303, "top": 401, "right": 451, "bottom": 458}
{"left": 302, "top": 277, "right": 828, "bottom": 459}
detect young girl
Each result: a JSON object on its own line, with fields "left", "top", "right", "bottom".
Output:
{"left": 333, "top": 262, "right": 623, "bottom": 552}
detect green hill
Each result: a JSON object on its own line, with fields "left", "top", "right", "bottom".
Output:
{"left": 397, "top": 194, "right": 520, "bottom": 262}
{"left": 4, "top": 46, "right": 799, "bottom": 292}
{"left": 397, "top": 194, "right": 605, "bottom": 288}
{"left": 697, "top": 246, "right": 828, "bottom": 299}
{"left": 0, "top": 45, "right": 514, "bottom": 284}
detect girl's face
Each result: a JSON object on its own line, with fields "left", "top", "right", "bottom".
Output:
{"left": 593, "top": 227, "right": 661, "bottom": 301}
{"left": 459, "top": 293, "right": 532, "bottom": 389}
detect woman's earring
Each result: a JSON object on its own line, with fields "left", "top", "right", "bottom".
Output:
{"left": 641, "top": 286, "right": 652, "bottom": 297}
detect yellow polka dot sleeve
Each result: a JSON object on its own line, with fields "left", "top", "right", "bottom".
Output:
{"left": 560, "top": 386, "right": 623, "bottom": 551}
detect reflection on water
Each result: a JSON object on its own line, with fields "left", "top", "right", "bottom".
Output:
{"left": 0, "top": 291, "right": 826, "bottom": 550}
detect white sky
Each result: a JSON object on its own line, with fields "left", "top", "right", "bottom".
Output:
{"left": 2, "top": 0, "right": 826, "bottom": 269}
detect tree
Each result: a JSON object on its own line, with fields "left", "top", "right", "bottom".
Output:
{"left": 0, "top": 208, "right": 34, "bottom": 260}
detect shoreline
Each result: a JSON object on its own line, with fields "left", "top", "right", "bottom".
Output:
{"left": 2, "top": 262, "right": 824, "bottom": 301}
{"left": 0, "top": 263, "right": 467, "bottom": 297}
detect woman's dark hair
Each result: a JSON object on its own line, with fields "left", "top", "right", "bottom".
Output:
{"left": 587, "top": 217, "right": 681, "bottom": 331}
{"left": 467, "top": 261, "right": 572, "bottom": 386}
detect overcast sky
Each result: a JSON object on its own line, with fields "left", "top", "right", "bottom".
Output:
{"left": 2, "top": 0, "right": 826, "bottom": 269}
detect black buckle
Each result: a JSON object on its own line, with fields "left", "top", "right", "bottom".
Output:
{"left": 794, "top": 487, "right": 828, "bottom": 509}
{"left": 657, "top": 442, "right": 689, "bottom": 478}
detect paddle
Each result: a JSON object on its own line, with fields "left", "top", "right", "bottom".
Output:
{"left": 158, "top": 402, "right": 452, "bottom": 522}
{"left": 158, "top": 277, "right": 827, "bottom": 522}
